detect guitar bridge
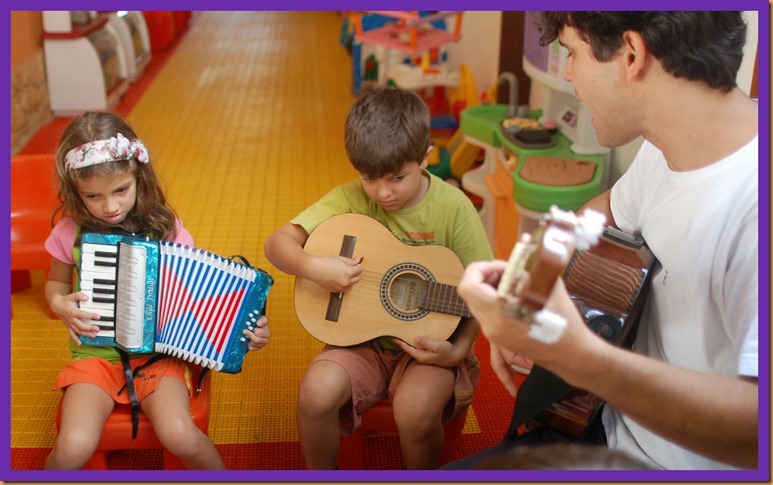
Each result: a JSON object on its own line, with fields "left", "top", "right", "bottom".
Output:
{"left": 324, "top": 234, "right": 357, "bottom": 322}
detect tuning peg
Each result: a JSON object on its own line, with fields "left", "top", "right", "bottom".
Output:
{"left": 529, "top": 308, "right": 567, "bottom": 344}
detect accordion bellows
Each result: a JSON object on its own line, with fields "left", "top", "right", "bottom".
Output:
{"left": 78, "top": 232, "right": 273, "bottom": 373}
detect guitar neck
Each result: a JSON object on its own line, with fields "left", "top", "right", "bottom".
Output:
{"left": 421, "top": 282, "right": 470, "bottom": 318}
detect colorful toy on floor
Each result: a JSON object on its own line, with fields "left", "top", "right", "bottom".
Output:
{"left": 348, "top": 11, "right": 462, "bottom": 95}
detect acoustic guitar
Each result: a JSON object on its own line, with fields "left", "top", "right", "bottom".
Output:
{"left": 496, "top": 206, "right": 656, "bottom": 438}
{"left": 294, "top": 213, "right": 470, "bottom": 347}
{"left": 535, "top": 225, "right": 656, "bottom": 437}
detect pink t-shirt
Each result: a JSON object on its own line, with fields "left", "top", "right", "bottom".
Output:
{"left": 45, "top": 217, "right": 195, "bottom": 362}
{"left": 45, "top": 217, "right": 194, "bottom": 263}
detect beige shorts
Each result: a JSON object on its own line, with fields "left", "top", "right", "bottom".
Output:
{"left": 312, "top": 340, "right": 480, "bottom": 435}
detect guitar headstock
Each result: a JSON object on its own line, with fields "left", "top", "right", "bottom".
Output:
{"left": 496, "top": 206, "right": 606, "bottom": 344}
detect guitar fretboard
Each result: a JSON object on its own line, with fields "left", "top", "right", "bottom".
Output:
{"left": 421, "top": 282, "right": 470, "bottom": 318}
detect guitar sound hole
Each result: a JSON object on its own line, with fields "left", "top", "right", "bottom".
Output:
{"left": 381, "top": 263, "right": 434, "bottom": 321}
{"left": 388, "top": 273, "right": 429, "bottom": 313}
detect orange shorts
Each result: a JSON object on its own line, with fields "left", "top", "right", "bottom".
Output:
{"left": 52, "top": 355, "right": 191, "bottom": 404}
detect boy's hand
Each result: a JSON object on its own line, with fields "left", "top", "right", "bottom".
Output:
{"left": 489, "top": 343, "right": 523, "bottom": 398}
{"left": 390, "top": 335, "right": 462, "bottom": 368}
{"left": 243, "top": 315, "right": 271, "bottom": 351}
{"left": 310, "top": 255, "right": 363, "bottom": 293}
{"left": 49, "top": 291, "right": 101, "bottom": 345}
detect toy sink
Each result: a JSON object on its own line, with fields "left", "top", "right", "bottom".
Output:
{"left": 460, "top": 103, "right": 606, "bottom": 213}
{"left": 460, "top": 104, "right": 510, "bottom": 147}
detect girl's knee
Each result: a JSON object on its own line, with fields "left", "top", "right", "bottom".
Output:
{"left": 51, "top": 431, "right": 100, "bottom": 469}
{"left": 153, "top": 415, "right": 202, "bottom": 457}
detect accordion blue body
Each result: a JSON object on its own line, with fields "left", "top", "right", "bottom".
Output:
{"left": 78, "top": 232, "right": 273, "bottom": 373}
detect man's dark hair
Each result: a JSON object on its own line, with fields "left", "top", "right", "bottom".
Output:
{"left": 539, "top": 12, "right": 747, "bottom": 92}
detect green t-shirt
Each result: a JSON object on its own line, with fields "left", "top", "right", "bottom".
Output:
{"left": 291, "top": 171, "right": 493, "bottom": 349}
{"left": 292, "top": 171, "right": 493, "bottom": 267}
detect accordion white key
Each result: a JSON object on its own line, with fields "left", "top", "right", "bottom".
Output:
{"left": 77, "top": 232, "right": 273, "bottom": 373}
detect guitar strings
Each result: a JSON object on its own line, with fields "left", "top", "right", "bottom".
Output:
{"left": 331, "top": 269, "right": 468, "bottom": 315}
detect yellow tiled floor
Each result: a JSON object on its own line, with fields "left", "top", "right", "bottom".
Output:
{"left": 11, "top": 10, "right": 356, "bottom": 450}
{"left": 10, "top": 12, "right": 507, "bottom": 471}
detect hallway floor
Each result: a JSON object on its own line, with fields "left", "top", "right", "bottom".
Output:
{"left": 10, "top": 11, "right": 514, "bottom": 472}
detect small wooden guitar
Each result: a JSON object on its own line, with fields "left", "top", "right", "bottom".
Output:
{"left": 294, "top": 213, "right": 470, "bottom": 347}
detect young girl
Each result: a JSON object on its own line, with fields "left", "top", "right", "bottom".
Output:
{"left": 43, "top": 111, "right": 270, "bottom": 470}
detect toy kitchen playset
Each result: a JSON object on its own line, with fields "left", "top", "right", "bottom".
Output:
{"left": 460, "top": 12, "right": 610, "bottom": 260}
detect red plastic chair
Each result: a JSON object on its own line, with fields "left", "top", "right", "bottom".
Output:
{"left": 10, "top": 154, "right": 60, "bottom": 293}
{"left": 54, "top": 362, "right": 212, "bottom": 470}
{"left": 337, "top": 398, "right": 468, "bottom": 469}
{"left": 173, "top": 11, "right": 192, "bottom": 34}
{"left": 142, "top": 12, "right": 177, "bottom": 51}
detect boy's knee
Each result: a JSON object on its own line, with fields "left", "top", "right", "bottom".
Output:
{"left": 298, "top": 364, "right": 350, "bottom": 415}
{"left": 392, "top": 398, "right": 442, "bottom": 435}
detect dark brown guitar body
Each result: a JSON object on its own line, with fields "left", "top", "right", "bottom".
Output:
{"left": 536, "top": 227, "right": 657, "bottom": 436}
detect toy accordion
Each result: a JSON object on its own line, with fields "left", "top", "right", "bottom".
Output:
{"left": 77, "top": 232, "right": 273, "bottom": 373}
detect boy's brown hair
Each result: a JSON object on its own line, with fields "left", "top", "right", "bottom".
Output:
{"left": 344, "top": 87, "right": 430, "bottom": 179}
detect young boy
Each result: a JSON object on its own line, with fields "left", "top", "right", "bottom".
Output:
{"left": 264, "top": 87, "right": 492, "bottom": 469}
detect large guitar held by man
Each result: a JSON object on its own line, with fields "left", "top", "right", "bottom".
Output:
{"left": 294, "top": 213, "right": 470, "bottom": 347}
{"left": 496, "top": 206, "right": 657, "bottom": 438}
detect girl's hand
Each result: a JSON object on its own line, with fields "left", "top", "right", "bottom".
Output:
{"left": 243, "top": 315, "right": 271, "bottom": 351}
{"left": 49, "top": 291, "right": 102, "bottom": 345}
{"left": 391, "top": 335, "right": 462, "bottom": 368}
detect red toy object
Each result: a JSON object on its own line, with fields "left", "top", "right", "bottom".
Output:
{"left": 142, "top": 11, "right": 177, "bottom": 51}
{"left": 173, "top": 11, "right": 191, "bottom": 34}
{"left": 54, "top": 362, "right": 212, "bottom": 470}
{"left": 337, "top": 398, "right": 468, "bottom": 469}
{"left": 11, "top": 154, "right": 60, "bottom": 293}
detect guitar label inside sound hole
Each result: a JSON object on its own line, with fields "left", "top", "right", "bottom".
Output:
{"left": 381, "top": 264, "right": 433, "bottom": 321}
{"left": 389, "top": 273, "right": 429, "bottom": 312}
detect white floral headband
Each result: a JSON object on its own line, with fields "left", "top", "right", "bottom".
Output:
{"left": 64, "top": 133, "right": 149, "bottom": 172}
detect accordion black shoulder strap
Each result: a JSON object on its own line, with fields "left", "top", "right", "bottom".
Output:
{"left": 116, "top": 352, "right": 170, "bottom": 439}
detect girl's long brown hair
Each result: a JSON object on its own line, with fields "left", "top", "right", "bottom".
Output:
{"left": 54, "top": 111, "right": 178, "bottom": 241}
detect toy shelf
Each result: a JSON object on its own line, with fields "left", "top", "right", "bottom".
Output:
{"left": 100, "top": 11, "right": 152, "bottom": 83}
{"left": 43, "top": 12, "right": 129, "bottom": 117}
{"left": 42, "top": 15, "right": 107, "bottom": 39}
{"left": 353, "top": 11, "right": 462, "bottom": 55}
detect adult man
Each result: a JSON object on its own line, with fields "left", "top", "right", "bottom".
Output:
{"left": 453, "top": 12, "right": 758, "bottom": 470}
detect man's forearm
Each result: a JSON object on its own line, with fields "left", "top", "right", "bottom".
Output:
{"left": 567, "top": 344, "right": 758, "bottom": 469}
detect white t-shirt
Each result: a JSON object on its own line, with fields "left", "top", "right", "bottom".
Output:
{"left": 602, "top": 137, "right": 759, "bottom": 470}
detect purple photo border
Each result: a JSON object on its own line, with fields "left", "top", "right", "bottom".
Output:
{"left": 3, "top": 0, "right": 769, "bottom": 482}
